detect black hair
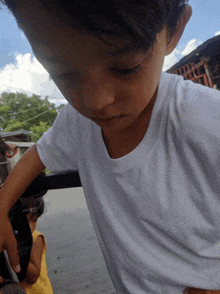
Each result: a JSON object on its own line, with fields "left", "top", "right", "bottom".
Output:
{"left": 20, "top": 197, "right": 45, "bottom": 220}
{"left": 0, "top": 280, "right": 26, "bottom": 294}
{"left": 1, "top": 0, "right": 188, "bottom": 51}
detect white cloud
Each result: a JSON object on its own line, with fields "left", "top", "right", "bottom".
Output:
{"left": 0, "top": 53, "right": 66, "bottom": 104}
{"left": 181, "top": 39, "right": 203, "bottom": 56}
{"left": 215, "top": 31, "right": 220, "bottom": 36}
{"left": 163, "top": 48, "right": 181, "bottom": 72}
{"left": 163, "top": 39, "right": 204, "bottom": 72}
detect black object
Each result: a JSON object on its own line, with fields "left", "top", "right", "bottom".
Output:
{"left": 0, "top": 252, "right": 15, "bottom": 281}
{"left": 20, "top": 171, "right": 82, "bottom": 199}
{"left": 9, "top": 200, "right": 33, "bottom": 282}
{"left": 0, "top": 171, "right": 82, "bottom": 282}
{"left": 0, "top": 199, "right": 32, "bottom": 282}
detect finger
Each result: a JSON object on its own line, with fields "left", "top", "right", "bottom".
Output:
{"left": 0, "top": 276, "right": 3, "bottom": 283}
{"left": 183, "top": 289, "right": 204, "bottom": 294}
{"left": 184, "top": 289, "right": 194, "bottom": 294}
{"left": 184, "top": 288, "right": 213, "bottom": 294}
{"left": 4, "top": 227, "right": 21, "bottom": 273}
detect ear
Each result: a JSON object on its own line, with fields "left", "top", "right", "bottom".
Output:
{"left": 166, "top": 4, "right": 192, "bottom": 56}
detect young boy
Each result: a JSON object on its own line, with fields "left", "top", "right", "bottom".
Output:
{"left": 0, "top": 0, "right": 220, "bottom": 293}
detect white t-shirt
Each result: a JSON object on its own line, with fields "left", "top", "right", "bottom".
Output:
{"left": 37, "top": 72, "right": 220, "bottom": 294}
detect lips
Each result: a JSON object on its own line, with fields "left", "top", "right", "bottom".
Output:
{"left": 94, "top": 116, "right": 115, "bottom": 121}
{"left": 93, "top": 115, "right": 123, "bottom": 122}
{"left": 91, "top": 113, "right": 120, "bottom": 121}
{"left": 91, "top": 115, "right": 124, "bottom": 127}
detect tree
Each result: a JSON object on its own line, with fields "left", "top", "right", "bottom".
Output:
{"left": 0, "top": 92, "right": 65, "bottom": 134}
{"left": 30, "top": 121, "right": 51, "bottom": 142}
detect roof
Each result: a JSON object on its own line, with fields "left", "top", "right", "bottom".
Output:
{"left": 0, "top": 130, "right": 32, "bottom": 138}
{"left": 167, "top": 35, "right": 220, "bottom": 72}
{"left": 5, "top": 141, "right": 35, "bottom": 148}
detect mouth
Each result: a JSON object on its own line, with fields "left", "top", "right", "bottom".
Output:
{"left": 91, "top": 115, "right": 124, "bottom": 127}
{"left": 94, "top": 116, "right": 116, "bottom": 121}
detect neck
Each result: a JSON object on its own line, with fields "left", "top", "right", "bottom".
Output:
{"left": 102, "top": 86, "right": 158, "bottom": 159}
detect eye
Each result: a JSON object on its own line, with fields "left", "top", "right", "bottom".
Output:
{"left": 111, "top": 64, "right": 141, "bottom": 76}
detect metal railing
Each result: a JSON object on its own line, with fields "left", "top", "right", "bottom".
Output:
{"left": 172, "top": 58, "right": 213, "bottom": 88}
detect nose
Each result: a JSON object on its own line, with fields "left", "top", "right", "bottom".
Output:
{"left": 82, "top": 65, "right": 116, "bottom": 111}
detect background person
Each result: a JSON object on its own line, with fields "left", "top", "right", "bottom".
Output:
{"left": 19, "top": 198, "right": 53, "bottom": 294}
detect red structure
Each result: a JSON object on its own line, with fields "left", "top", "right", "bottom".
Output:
{"left": 172, "top": 58, "right": 213, "bottom": 88}
{"left": 167, "top": 35, "right": 220, "bottom": 90}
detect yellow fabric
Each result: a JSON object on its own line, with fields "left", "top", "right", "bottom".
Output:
{"left": 24, "top": 230, "right": 53, "bottom": 294}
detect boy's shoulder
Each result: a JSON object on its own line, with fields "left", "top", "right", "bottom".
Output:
{"left": 176, "top": 74, "right": 220, "bottom": 120}
{"left": 162, "top": 72, "right": 220, "bottom": 141}
{"left": 161, "top": 72, "right": 220, "bottom": 103}
{"left": 161, "top": 72, "right": 220, "bottom": 114}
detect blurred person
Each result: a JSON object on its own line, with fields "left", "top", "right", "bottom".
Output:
{"left": 19, "top": 198, "right": 53, "bottom": 294}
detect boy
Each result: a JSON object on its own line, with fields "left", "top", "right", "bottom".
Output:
{"left": 0, "top": 0, "right": 220, "bottom": 293}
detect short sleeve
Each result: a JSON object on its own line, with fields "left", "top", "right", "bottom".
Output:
{"left": 36, "top": 104, "right": 78, "bottom": 174}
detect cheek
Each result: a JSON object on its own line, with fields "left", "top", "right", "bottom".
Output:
{"left": 123, "top": 75, "right": 157, "bottom": 111}
{"left": 54, "top": 77, "right": 87, "bottom": 110}
{"left": 52, "top": 77, "right": 78, "bottom": 107}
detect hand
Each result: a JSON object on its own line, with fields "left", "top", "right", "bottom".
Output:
{"left": 0, "top": 214, "right": 21, "bottom": 273}
{"left": 184, "top": 288, "right": 220, "bottom": 294}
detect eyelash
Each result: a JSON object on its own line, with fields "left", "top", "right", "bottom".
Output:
{"left": 111, "top": 64, "right": 142, "bottom": 76}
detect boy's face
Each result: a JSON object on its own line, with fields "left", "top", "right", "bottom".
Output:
{"left": 15, "top": 0, "right": 190, "bottom": 133}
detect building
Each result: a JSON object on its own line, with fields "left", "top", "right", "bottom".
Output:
{"left": 167, "top": 35, "right": 220, "bottom": 90}
{"left": 0, "top": 130, "right": 34, "bottom": 153}
{"left": 0, "top": 130, "right": 32, "bottom": 142}
{"left": 0, "top": 130, "right": 35, "bottom": 183}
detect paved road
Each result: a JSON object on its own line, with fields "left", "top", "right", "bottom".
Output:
{"left": 37, "top": 188, "right": 116, "bottom": 294}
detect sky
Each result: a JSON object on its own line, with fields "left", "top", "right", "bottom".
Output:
{"left": 0, "top": 0, "right": 219, "bottom": 105}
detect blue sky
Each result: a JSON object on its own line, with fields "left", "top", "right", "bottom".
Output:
{"left": 181, "top": 0, "right": 220, "bottom": 44}
{"left": 0, "top": 0, "right": 219, "bottom": 103}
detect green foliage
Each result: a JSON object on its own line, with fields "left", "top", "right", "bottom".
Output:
{"left": 30, "top": 121, "right": 51, "bottom": 142}
{"left": 0, "top": 92, "right": 65, "bottom": 139}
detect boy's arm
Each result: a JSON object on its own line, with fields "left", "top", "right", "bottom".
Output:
{"left": 20, "top": 235, "right": 44, "bottom": 286}
{"left": 0, "top": 144, "right": 45, "bottom": 272}
{"left": 184, "top": 288, "right": 220, "bottom": 293}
